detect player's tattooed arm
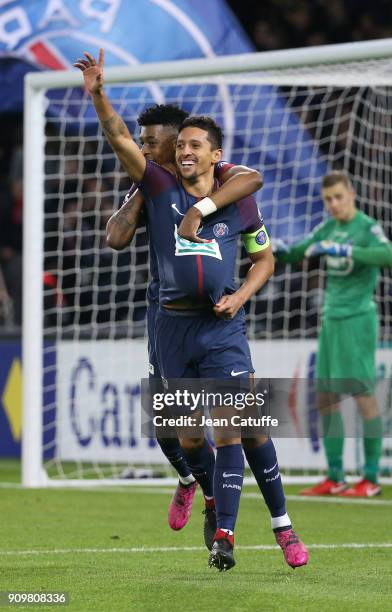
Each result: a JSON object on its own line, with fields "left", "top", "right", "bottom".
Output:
{"left": 74, "top": 48, "right": 146, "bottom": 182}
{"left": 101, "top": 114, "right": 129, "bottom": 139}
{"left": 106, "top": 189, "right": 145, "bottom": 250}
{"left": 178, "top": 165, "right": 263, "bottom": 242}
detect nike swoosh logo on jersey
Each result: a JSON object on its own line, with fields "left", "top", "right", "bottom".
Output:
{"left": 230, "top": 370, "right": 248, "bottom": 376}
{"left": 222, "top": 472, "right": 243, "bottom": 478}
{"left": 171, "top": 203, "right": 185, "bottom": 216}
{"left": 264, "top": 461, "right": 278, "bottom": 474}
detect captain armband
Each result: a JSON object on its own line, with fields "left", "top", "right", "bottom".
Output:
{"left": 242, "top": 225, "right": 270, "bottom": 254}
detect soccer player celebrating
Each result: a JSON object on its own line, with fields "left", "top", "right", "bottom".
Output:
{"left": 275, "top": 171, "right": 392, "bottom": 497}
{"left": 74, "top": 49, "right": 308, "bottom": 571}
{"left": 106, "top": 103, "right": 262, "bottom": 537}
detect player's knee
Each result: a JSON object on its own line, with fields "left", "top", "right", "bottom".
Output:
{"left": 215, "top": 436, "right": 242, "bottom": 447}
{"left": 355, "top": 394, "right": 380, "bottom": 419}
{"left": 179, "top": 436, "right": 205, "bottom": 451}
{"left": 241, "top": 435, "right": 268, "bottom": 450}
{"left": 317, "top": 392, "right": 340, "bottom": 415}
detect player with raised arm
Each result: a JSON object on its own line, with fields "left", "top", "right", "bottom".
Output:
{"left": 275, "top": 171, "right": 392, "bottom": 497}
{"left": 74, "top": 49, "right": 308, "bottom": 571}
{"left": 108, "top": 104, "right": 200, "bottom": 533}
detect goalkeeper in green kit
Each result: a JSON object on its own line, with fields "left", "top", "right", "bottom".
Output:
{"left": 275, "top": 171, "right": 392, "bottom": 497}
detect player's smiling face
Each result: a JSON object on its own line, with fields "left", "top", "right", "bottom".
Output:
{"left": 139, "top": 125, "right": 176, "bottom": 166}
{"left": 175, "top": 127, "right": 222, "bottom": 182}
{"left": 322, "top": 181, "right": 356, "bottom": 222}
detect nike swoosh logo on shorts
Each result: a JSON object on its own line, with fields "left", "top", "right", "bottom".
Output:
{"left": 223, "top": 472, "right": 243, "bottom": 478}
{"left": 264, "top": 461, "right": 278, "bottom": 474}
{"left": 230, "top": 370, "right": 248, "bottom": 376}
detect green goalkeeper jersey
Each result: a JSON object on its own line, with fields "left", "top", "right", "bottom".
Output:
{"left": 277, "top": 210, "right": 392, "bottom": 319}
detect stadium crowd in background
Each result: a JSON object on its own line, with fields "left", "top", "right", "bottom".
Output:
{"left": 227, "top": 0, "right": 392, "bottom": 51}
{"left": 0, "top": 0, "right": 391, "bottom": 330}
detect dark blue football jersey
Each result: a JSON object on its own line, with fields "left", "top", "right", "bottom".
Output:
{"left": 138, "top": 160, "right": 263, "bottom": 305}
{"left": 122, "top": 162, "right": 237, "bottom": 305}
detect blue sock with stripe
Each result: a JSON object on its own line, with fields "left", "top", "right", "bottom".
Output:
{"left": 214, "top": 444, "right": 244, "bottom": 532}
{"left": 183, "top": 439, "right": 215, "bottom": 498}
{"left": 244, "top": 439, "right": 289, "bottom": 526}
{"left": 156, "top": 437, "right": 192, "bottom": 479}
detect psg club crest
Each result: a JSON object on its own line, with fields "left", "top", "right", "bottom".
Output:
{"left": 255, "top": 229, "right": 267, "bottom": 245}
{"left": 213, "top": 223, "right": 229, "bottom": 238}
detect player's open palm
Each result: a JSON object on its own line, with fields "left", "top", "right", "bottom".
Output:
{"left": 73, "top": 48, "right": 105, "bottom": 95}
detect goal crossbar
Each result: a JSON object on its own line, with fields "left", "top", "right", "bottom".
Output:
{"left": 25, "top": 38, "right": 392, "bottom": 90}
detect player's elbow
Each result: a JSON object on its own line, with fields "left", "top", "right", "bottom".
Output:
{"left": 247, "top": 169, "right": 263, "bottom": 191}
{"left": 265, "top": 250, "right": 275, "bottom": 277}
{"left": 106, "top": 220, "right": 131, "bottom": 250}
{"left": 106, "top": 231, "right": 123, "bottom": 250}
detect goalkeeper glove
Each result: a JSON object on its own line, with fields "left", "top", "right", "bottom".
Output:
{"left": 271, "top": 238, "right": 289, "bottom": 254}
{"left": 305, "top": 241, "right": 352, "bottom": 258}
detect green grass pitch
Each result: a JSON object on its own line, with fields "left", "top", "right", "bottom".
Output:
{"left": 0, "top": 460, "right": 391, "bottom": 611}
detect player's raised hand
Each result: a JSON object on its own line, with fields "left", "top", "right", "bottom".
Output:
{"left": 305, "top": 241, "right": 352, "bottom": 258}
{"left": 213, "top": 293, "right": 243, "bottom": 319}
{"left": 178, "top": 208, "right": 209, "bottom": 243}
{"left": 73, "top": 48, "right": 105, "bottom": 95}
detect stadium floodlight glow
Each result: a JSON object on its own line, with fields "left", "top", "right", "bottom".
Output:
{"left": 23, "top": 39, "right": 392, "bottom": 487}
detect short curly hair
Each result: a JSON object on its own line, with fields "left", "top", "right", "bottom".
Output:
{"left": 137, "top": 104, "right": 189, "bottom": 129}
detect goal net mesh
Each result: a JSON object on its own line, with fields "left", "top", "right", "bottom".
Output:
{"left": 33, "top": 56, "right": 392, "bottom": 482}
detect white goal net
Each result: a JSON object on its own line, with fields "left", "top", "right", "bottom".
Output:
{"left": 23, "top": 40, "right": 392, "bottom": 486}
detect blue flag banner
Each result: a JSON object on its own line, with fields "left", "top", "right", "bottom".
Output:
{"left": 0, "top": 0, "right": 327, "bottom": 237}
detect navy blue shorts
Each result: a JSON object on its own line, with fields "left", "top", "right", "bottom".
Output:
{"left": 147, "top": 301, "right": 161, "bottom": 379}
{"left": 155, "top": 307, "right": 254, "bottom": 380}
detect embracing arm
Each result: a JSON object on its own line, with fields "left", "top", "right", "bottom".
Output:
{"left": 212, "top": 164, "right": 263, "bottom": 207}
{"left": 178, "top": 164, "right": 263, "bottom": 242}
{"left": 73, "top": 49, "right": 146, "bottom": 183}
{"left": 106, "top": 188, "right": 145, "bottom": 250}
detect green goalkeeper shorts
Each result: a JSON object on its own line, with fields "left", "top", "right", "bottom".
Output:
{"left": 316, "top": 309, "right": 377, "bottom": 395}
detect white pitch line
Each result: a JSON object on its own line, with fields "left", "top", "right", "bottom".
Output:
{"left": 1, "top": 482, "right": 392, "bottom": 506}
{"left": 280, "top": 494, "right": 392, "bottom": 507}
{"left": 1, "top": 543, "right": 392, "bottom": 556}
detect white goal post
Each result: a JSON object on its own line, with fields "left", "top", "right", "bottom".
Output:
{"left": 23, "top": 39, "right": 392, "bottom": 487}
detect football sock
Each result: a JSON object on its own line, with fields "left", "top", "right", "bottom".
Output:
{"left": 244, "top": 439, "right": 288, "bottom": 526}
{"left": 363, "top": 416, "right": 383, "bottom": 484}
{"left": 271, "top": 514, "right": 291, "bottom": 531}
{"left": 214, "top": 444, "right": 244, "bottom": 531}
{"left": 156, "top": 437, "right": 193, "bottom": 479}
{"left": 322, "top": 412, "right": 345, "bottom": 482}
{"left": 204, "top": 496, "right": 215, "bottom": 509}
{"left": 179, "top": 474, "right": 196, "bottom": 486}
{"left": 182, "top": 439, "right": 215, "bottom": 498}
{"left": 220, "top": 529, "right": 234, "bottom": 536}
